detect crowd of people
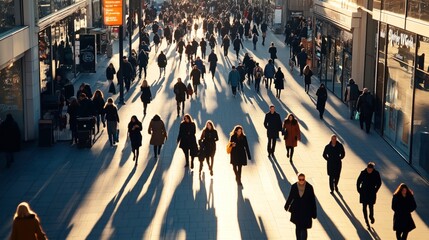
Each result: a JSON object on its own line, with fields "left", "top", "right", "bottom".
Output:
{"left": 3, "top": 0, "right": 419, "bottom": 240}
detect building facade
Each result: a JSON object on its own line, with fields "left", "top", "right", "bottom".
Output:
{"left": 373, "top": 0, "right": 429, "bottom": 176}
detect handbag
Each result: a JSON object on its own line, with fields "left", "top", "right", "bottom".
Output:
{"left": 282, "top": 128, "right": 288, "bottom": 138}
{"left": 226, "top": 142, "right": 233, "bottom": 154}
{"left": 354, "top": 111, "right": 360, "bottom": 120}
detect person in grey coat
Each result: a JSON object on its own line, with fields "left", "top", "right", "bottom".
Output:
{"left": 148, "top": 114, "right": 167, "bottom": 159}
{"left": 228, "top": 66, "right": 241, "bottom": 97}
{"left": 357, "top": 162, "right": 382, "bottom": 228}
{"left": 264, "top": 105, "right": 282, "bottom": 157}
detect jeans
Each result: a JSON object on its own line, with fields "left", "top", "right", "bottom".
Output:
{"left": 255, "top": 77, "right": 261, "bottom": 92}
{"left": 362, "top": 203, "right": 374, "bottom": 225}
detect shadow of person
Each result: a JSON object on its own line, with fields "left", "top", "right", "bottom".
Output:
{"left": 270, "top": 155, "right": 292, "bottom": 199}
{"left": 237, "top": 188, "right": 268, "bottom": 240}
{"left": 368, "top": 226, "right": 382, "bottom": 240}
{"left": 331, "top": 192, "right": 373, "bottom": 239}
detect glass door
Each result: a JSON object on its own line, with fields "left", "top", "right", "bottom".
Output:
{"left": 326, "top": 38, "right": 336, "bottom": 91}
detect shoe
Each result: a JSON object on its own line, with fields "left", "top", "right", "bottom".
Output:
{"left": 335, "top": 187, "right": 339, "bottom": 192}
{"left": 287, "top": 152, "right": 289, "bottom": 158}
{"left": 370, "top": 217, "right": 375, "bottom": 224}
{"left": 210, "top": 170, "right": 213, "bottom": 176}
{"left": 191, "top": 161, "right": 194, "bottom": 169}
{"left": 330, "top": 191, "right": 334, "bottom": 194}
{"left": 133, "top": 156, "right": 135, "bottom": 161}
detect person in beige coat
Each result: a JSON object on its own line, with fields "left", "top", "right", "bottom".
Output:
{"left": 148, "top": 114, "right": 167, "bottom": 159}
{"left": 282, "top": 113, "right": 301, "bottom": 161}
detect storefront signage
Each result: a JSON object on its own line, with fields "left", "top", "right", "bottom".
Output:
{"left": 103, "top": 0, "right": 123, "bottom": 26}
{"left": 79, "top": 35, "right": 96, "bottom": 73}
{"left": 388, "top": 29, "right": 415, "bottom": 48}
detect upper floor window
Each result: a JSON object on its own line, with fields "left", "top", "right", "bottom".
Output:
{"left": 383, "top": 0, "right": 406, "bottom": 15}
{"left": 0, "top": 0, "right": 22, "bottom": 35}
{"left": 39, "top": 0, "right": 85, "bottom": 19}
{"left": 408, "top": 0, "right": 429, "bottom": 22}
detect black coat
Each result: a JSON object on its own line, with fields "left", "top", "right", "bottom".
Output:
{"left": 268, "top": 46, "right": 277, "bottom": 59}
{"left": 140, "top": 86, "right": 152, "bottom": 103}
{"left": 322, "top": 142, "right": 345, "bottom": 176}
{"left": 157, "top": 53, "right": 167, "bottom": 68}
{"left": 304, "top": 70, "right": 313, "bottom": 84}
{"left": 229, "top": 134, "right": 251, "bottom": 166}
{"left": 128, "top": 121, "right": 142, "bottom": 149}
{"left": 264, "top": 112, "right": 282, "bottom": 138}
{"left": 284, "top": 182, "right": 317, "bottom": 228}
{"left": 106, "top": 66, "right": 116, "bottom": 80}
{"left": 138, "top": 51, "right": 149, "bottom": 67}
{"left": 177, "top": 122, "right": 198, "bottom": 154}
{"left": 274, "top": 71, "right": 285, "bottom": 90}
{"left": 208, "top": 53, "right": 218, "bottom": 69}
{"left": 92, "top": 97, "right": 105, "bottom": 115}
{"left": 200, "top": 129, "right": 219, "bottom": 157}
{"left": 392, "top": 194, "right": 416, "bottom": 232}
{"left": 78, "top": 98, "right": 95, "bottom": 117}
{"left": 174, "top": 82, "right": 187, "bottom": 102}
{"left": 0, "top": 116, "right": 21, "bottom": 152}
{"left": 316, "top": 87, "right": 328, "bottom": 111}
{"left": 357, "top": 92, "right": 374, "bottom": 120}
{"left": 357, "top": 169, "right": 382, "bottom": 204}
{"left": 103, "top": 105, "right": 119, "bottom": 122}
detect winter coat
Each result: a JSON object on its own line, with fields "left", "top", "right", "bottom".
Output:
{"left": 200, "top": 129, "right": 219, "bottom": 157}
{"left": 148, "top": 117, "right": 167, "bottom": 145}
{"left": 140, "top": 86, "right": 152, "bottom": 103}
{"left": 322, "top": 142, "right": 345, "bottom": 177}
{"left": 103, "top": 104, "right": 119, "bottom": 122}
{"left": 174, "top": 82, "right": 187, "bottom": 102}
{"left": 357, "top": 92, "right": 375, "bottom": 120}
{"left": 357, "top": 169, "right": 382, "bottom": 204}
{"left": 284, "top": 182, "right": 317, "bottom": 228}
{"left": 120, "top": 61, "right": 134, "bottom": 79}
{"left": 157, "top": 53, "right": 167, "bottom": 68}
{"left": 177, "top": 122, "right": 198, "bottom": 154}
{"left": 264, "top": 112, "right": 282, "bottom": 138}
{"left": 208, "top": 52, "right": 218, "bottom": 69}
{"left": 304, "top": 70, "right": 313, "bottom": 85}
{"left": 229, "top": 134, "right": 251, "bottom": 166}
{"left": 106, "top": 66, "right": 116, "bottom": 80}
{"left": 233, "top": 38, "right": 243, "bottom": 51}
{"left": 0, "top": 116, "right": 21, "bottom": 152}
{"left": 344, "top": 83, "right": 359, "bottom": 102}
{"left": 228, "top": 69, "right": 240, "bottom": 87}
{"left": 274, "top": 71, "right": 285, "bottom": 90}
{"left": 316, "top": 87, "right": 328, "bottom": 111}
{"left": 190, "top": 68, "right": 201, "bottom": 85}
{"left": 92, "top": 97, "right": 105, "bottom": 115}
{"left": 392, "top": 193, "right": 417, "bottom": 232}
{"left": 78, "top": 98, "right": 95, "bottom": 117}
{"left": 282, "top": 119, "right": 301, "bottom": 147}
{"left": 268, "top": 46, "right": 277, "bottom": 59}
{"left": 10, "top": 214, "right": 47, "bottom": 240}
{"left": 264, "top": 63, "right": 276, "bottom": 78}
{"left": 297, "top": 51, "right": 308, "bottom": 66}
{"left": 138, "top": 51, "right": 149, "bottom": 67}
{"left": 128, "top": 120, "right": 142, "bottom": 149}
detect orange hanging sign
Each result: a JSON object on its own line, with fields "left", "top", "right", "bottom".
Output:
{"left": 104, "top": 0, "right": 123, "bottom": 26}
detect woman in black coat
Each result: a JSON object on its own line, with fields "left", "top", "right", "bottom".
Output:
{"left": 0, "top": 114, "right": 21, "bottom": 168}
{"left": 177, "top": 114, "right": 198, "bottom": 169}
{"left": 92, "top": 90, "right": 105, "bottom": 133}
{"left": 392, "top": 183, "right": 417, "bottom": 240}
{"left": 140, "top": 80, "right": 152, "bottom": 115}
{"left": 284, "top": 173, "right": 317, "bottom": 240}
{"left": 303, "top": 65, "right": 313, "bottom": 93}
{"left": 67, "top": 97, "right": 79, "bottom": 144}
{"left": 104, "top": 98, "right": 120, "bottom": 146}
{"left": 128, "top": 116, "right": 142, "bottom": 165}
{"left": 199, "top": 120, "right": 219, "bottom": 176}
{"left": 274, "top": 67, "right": 285, "bottom": 98}
{"left": 229, "top": 125, "right": 251, "bottom": 186}
{"left": 316, "top": 83, "right": 327, "bottom": 119}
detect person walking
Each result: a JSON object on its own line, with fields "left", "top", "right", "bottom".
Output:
{"left": 199, "top": 120, "right": 219, "bottom": 176}
{"left": 190, "top": 65, "right": 201, "bottom": 97}
{"left": 233, "top": 36, "right": 244, "bottom": 59}
{"left": 103, "top": 98, "right": 120, "bottom": 146}
{"left": 228, "top": 125, "right": 251, "bottom": 186}
{"left": 106, "top": 63, "right": 116, "bottom": 94}
{"left": 357, "top": 162, "right": 382, "bottom": 228}
{"left": 252, "top": 32, "right": 258, "bottom": 50}
{"left": 185, "top": 41, "right": 193, "bottom": 63}
{"left": 128, "top": 116, "right": 142, "bottom": 165}
{"left": 322, "top": 134, "right": 345, "bottom": 193}
{"left": 274, "top": 67, "right": 285, "bottom": 98}
{"left": 261, "top": 22, "right": 268, "bottom": 46}
{"left": 344, "top": 78, "right": 360, "bottom": 119}
{"left": 282, "top": 113, "right": 301, "bottom": 161}
{"left": 200, "top": 37, "right": 207, "bottom": 59}
{"left": 10, "top": 202, "right": 47, "bottom": 240}
{"left": 177, "top": 114, "right": 198, "bottom": 169}
{"left": 316, "top": 83, "right": 328, "bottom": 119}
{"left": 297, "top": 48, "right": 308, "bottom": 77}
{"left": 147, "top": 114, "right": 167, "bottom": 159}
{"left": 119, "top": 56, "right": 133, "bottom": 92}
{"left": 264, "top": 59, "right": 276, "bottom": 89}
{"left": 356, "top": 88, "right": 375, "bottom": 133}
{"left": 173, "top": 78, "right": 187, "bottom": 117}
{"left": 157, "top": 51, "right": 167, "bottom": 78}
{"left": 0, "top": 114, "right": 20, "bottom": 168}
{"left": 253, "top": 62, "right": 263, "bottom": 93}
{"left": 208, "top": 50, "right": 218, "bottom": 79}
{"left": 303, "top": 65, "right": 313, "bottom": 93}
{"left": 67, "top": 97, "right": 79, "bottom": 144}
{"left": 392, "top": 183, "right": 417, "bottom": 240}
{"left": 228, "top": 66, "right": 241, "bottom": 97}
{"left": 138, "top": 49, "right": 149, "bottom": 79}
{"left": 268, "top": 43, "right": 278, "bottom": 64}
{"left": 140, "top": 80, "right": 152, "bottom": 116}
{"left": 264, "top": 105, "right": 282, "bottom": 157}
{"left": 92, "top": 90, "right": 106, "bottom": 133}
{"left": 237, "top": 62, "right": 246, "bottom": 92}
{"left": 284, "top": 173, "right": 317, "bottom": 240}
{"left": 176, "top": 38, "right": 186, "bottom": 62}
{"left": 221, "top": 35, "right": 231, "bottom": 57}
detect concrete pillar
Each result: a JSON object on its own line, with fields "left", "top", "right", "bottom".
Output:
{"left": 351, "top": 11, "right": 365, "bottom": 89}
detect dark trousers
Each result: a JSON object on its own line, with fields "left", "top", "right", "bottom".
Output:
{"left": 247, "top": 72, "right": 254, "bottom": 82}
{"left": 235, "top": 50, "right": 240, "bottom": 59}
{"left": 360, "top": 113, "right": 373, "bottom": 133}
{"left": 362, "top": 203, "right": 374, "bottom": 225}
{"left": 95, "top": 114, "right": 105, "bottom": 132}
{"left": 232, "top": 86, "right": 237, "bottom": 96}
{"left": 295, "top": 225, "right": 308, "bottom": 240}
{"left": 139, "top": 65, "right": 147, "bottom": 78}
{"left": 176, "top": 100, "right": 185, "bottom": 115}
{"left": 153, "top": 145, "right": 162, "bottom": 156}
{"left": 267, "top": 137, "right": 277, "bottom": 154}
{"left": 286, "top": 146, "right": 295, "bottom": 159}
{"left": 182, "top": 147, "right": 194, "bottom": 166}
{"left": 265, "top": 77, "right": 273, "bottom": 88}
{"left": 5, "top": 152, "right": 14, "bottom": 167}
{"left": 233, "top": 164, "right": 242, "bottom": 182}
{"left": 255, "top": 77, "right": 261, "bottom": 92}
{"left": 143, "top": 102, "right": 148, "bottom": 115}
{"left": 238, "top": 81, "right": 244, "bottom": 91}
{"left": 329, "top": 173, "right": 340, "bottom": 191}
{"left": 318, "top": 108, "right": 325, "bottom": 119}
{"left": 201, "top": 49, "right": 206, "bottom": 59}
{"left": 124, "top": 77, "right": 131, "bottom": 92}
{"left": 223, "top": 47, "right": 228, "bottom": 56}
{"left": 396, "top": 231, "right": 409, "bottom": 240}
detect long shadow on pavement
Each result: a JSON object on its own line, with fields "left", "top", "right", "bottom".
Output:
{"left": 237, "top": 188, "right": 268, "bottom": 240}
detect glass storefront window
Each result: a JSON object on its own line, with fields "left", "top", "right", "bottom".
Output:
{"left": 408, "top": 0, "right": 429, "bottom": 23}
{"left": 39, "top": 0, "right": 85, "bottom": 19}
{"left": 0, "top": 0, "right": 21, "bottom": 34}
{"left": 384, "top": 26, "right": 415, "bottom": 157}
{"left": 383, "top": 0, "right": 406, "bottom": 15}
{"left": 375, "top": 23, "right": 387, "bottom": 131}
{"left": 0, "top": 59, "right": 24, "bottom": 132}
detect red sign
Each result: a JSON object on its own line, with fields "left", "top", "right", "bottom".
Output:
{"left": 104, "top": 0, "right": 123, "bottom": 26}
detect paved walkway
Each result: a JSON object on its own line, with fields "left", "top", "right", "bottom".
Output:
{"left": 0, "top": 24, "right": 428, "bottom": 240}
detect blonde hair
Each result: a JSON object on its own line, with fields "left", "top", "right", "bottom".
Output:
{"left": 14, "top": 202, "right": 38, "bottom": 220}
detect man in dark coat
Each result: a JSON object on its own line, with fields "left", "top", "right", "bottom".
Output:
{"left": 264, "top": 105, "right": 282, "bottom": 157}
{"left": 297, "top": 48, "right": 308, "bottom": 76}
{"left": 284, "top": 173, "right": 317, "bottom": 240}
{"left": 356, "top": 162, "right": 382, "bottom": 228}
{"left": 173, "top": 78, "right": 187, "bottom": 117}
{"left": 190, "top": 65, "right": 201, "bottom": 96}
{"left": 233, "top": 36, "right": 244, "bottom": 59}
{"left": 138, "top": 50, "right": 149, "bottom": 79}
{"left": 0, "top": 114, "right": 21, "bottom": 168}
{"left": 157, "top": 51, "right": 167, "bottom": 78}
{"left": 356, "top": 88, "right": 375, "bottom": 133}
{"left": 208, "top": 50, "right": 218, "bottom": 79}
{"left": 119, "top": 56, "right": 134, "bottom": 92}
{"left": 199, "top": 38, "right": 207, "bottom": 59}
{"left": 322, "top": 134, "right": 345, "bottom": 193}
